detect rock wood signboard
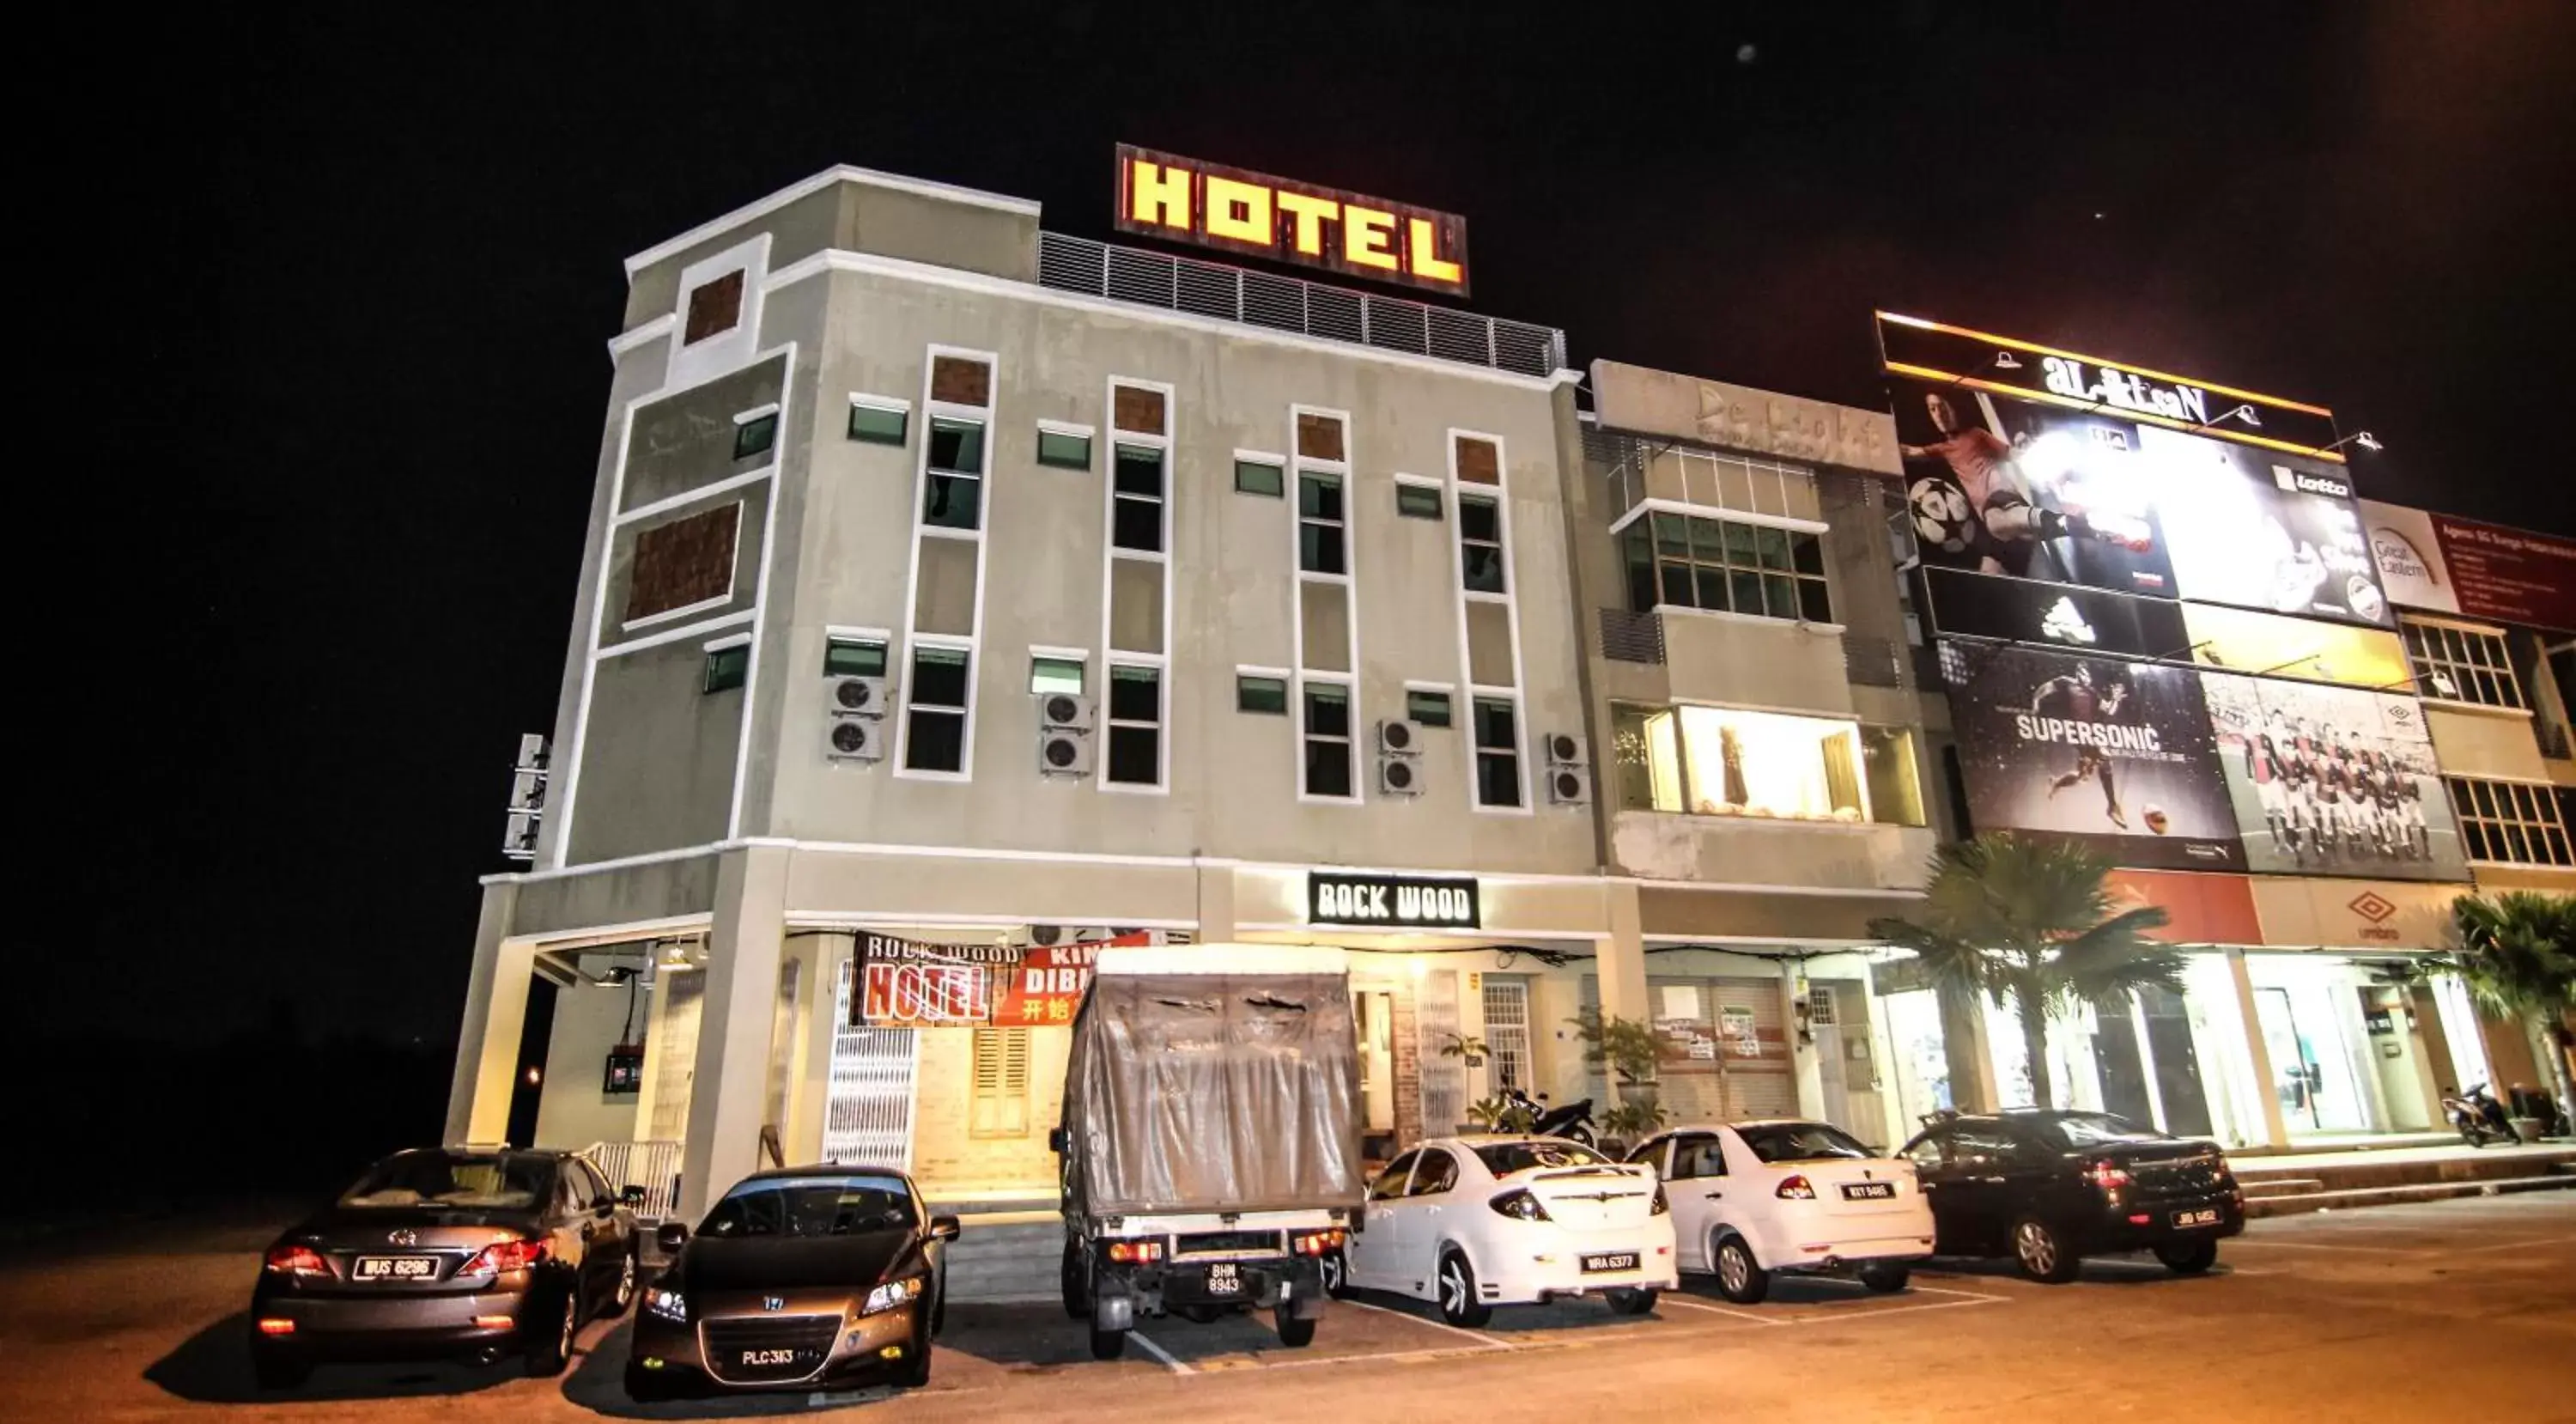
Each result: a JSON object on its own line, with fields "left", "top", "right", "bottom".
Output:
{"left": 1307, "top": 872, "right": 1481, "bottom": 929}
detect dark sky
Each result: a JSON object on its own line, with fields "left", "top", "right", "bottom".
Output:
{"left": 39, "top": 2, "right": 2574, "bottom": 1056}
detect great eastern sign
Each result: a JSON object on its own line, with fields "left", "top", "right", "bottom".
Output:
{"left": 1307, "top": 872, "right": 1481, "bottom": 929}
{"left": 1115, "top": 143, "right": 1470, "bottom": 297}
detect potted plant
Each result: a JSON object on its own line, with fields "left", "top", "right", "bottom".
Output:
{"left": 1465, "top": 1094, "right": 1538, "bottom": 1135}
{"left": 1438, "top": 1031, "right": 1490, "bottom": 1070}
{"left": 1597, "top": 1098, "right": 1671, "bottom": 1159}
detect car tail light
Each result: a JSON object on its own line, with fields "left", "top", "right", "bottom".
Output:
{"left": 1650, "top": 1185, "right": 1670, "bottom": 1216}
{"left": 462, "top": 1237, "right": 549, "bottom": 1276}
{"left": 1489, "top": 1188, "right": 1552, "bottom": 1221}
{"left": 256, "top": 1318, "right": 296, "bottom": 1336}
{"left": 1291, "top": 1230, "right": 1346, "bottom": 1256}
{"left": 1776, "top": 1175, "right": 1816, "bottom": 1201}
{"left": 264, "top": 1244, "right": 330, "bottom": 1278}
{"left": 2084, "top": 1159, "right": 2134, "bottom": 1190}
{"left": 1106, "top": 1239, "right": 1163, "bottom": 1264}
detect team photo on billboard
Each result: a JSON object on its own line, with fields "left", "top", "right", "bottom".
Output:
{"left": 2200, "top": 674, "right": 2466, "bottom": 881}
{"left": 1938, "top": 642, "right": 2241, "bottom": 871}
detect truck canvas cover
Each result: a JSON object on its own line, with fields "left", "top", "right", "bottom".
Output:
{"left": 1060, "top": 946, "right": 1364, "bottom": 1219}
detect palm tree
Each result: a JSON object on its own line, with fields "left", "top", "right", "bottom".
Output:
{"left": 2449, "top": 891, "right": 2576, "bottom": 1133}
{"left": 1868, "top": 834, "right": 2183, "bottom": 1111}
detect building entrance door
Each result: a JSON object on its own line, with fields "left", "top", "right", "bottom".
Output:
{"left": 1357, "top": 990, "right": 1397, "bottom": 1138}
{"left": 2254, "top": 986, "right": 2366, "bottom": 1134}
{"left": 823, "top": 961, "right": 920, "bottom": 1169}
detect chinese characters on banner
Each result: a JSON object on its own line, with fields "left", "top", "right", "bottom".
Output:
{"left": 851, "top": 931, "right": 1154, "bottom": 1029}
{"left": 991, "top": 934, "right": 1151, "bottom": 1026}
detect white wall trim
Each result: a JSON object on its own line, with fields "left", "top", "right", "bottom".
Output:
{"left": 1608, "top": 496, "right": 1831, "bottom": 538}
{"left": 624, "top": 165, "right": 1041, "bottom": 277}
{"left": 612, "top": 465, "right": 775, "bottom": 529}
{"left": 826, "top": 624, "right": 895, "bottom": 643}
{"left": 597, "top": 610, "right": 758, "bottom": 660}
{"left": 1656, "top": 603, "right": 1847, "bottom": 637}
{"left": 609, "top": 314, "right": 674, "bottom": 359}
{"left": 725, "top": 339, "right": 794, "bottom": 839}
{"left": 702, "top": 632, "right": 752, "bottom": 654}
{"left": 620, "top": 590, "right": 734, "bottom": 635}
{"left": 732, "top": 402, "right": 781, "bottom": 425}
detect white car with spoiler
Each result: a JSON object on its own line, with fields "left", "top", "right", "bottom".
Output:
{"left": 1329, "top": 1135, "right": 1677, "bottom": 1326}
{"left": 1625, "top": 1120, "right": 1935, "bottom": 1304}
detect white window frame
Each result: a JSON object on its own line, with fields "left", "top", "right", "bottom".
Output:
{"left": 1236, "top": 663, "right": 1294, "bottom": 716}
{"left": 896, "top": 637, "right": 976, "bottom": 779}
{"left": 1470, "top": 691, "right": 1528, "bottom": 811}
{"left": 1100, "top": 659, "right": 1169, "bottom": 793}
{"left": 2447, "top": 774, "right": 2573, "bottom": 867}
{"left": 1456, "top": 489, "right": 1507, "bottom": 595}
{"left": 824, "top": 626, "right": 893, "bottom": 679}
{"left": 1028, "top": 649, "right": 1088, "bottom": 697}
{"left": 1402, "top": 679, "right": 1457, "bottom": 730}
{"left": 1480, "top": 977, "right": 1533, "bottom": 1092}
{"left": 847, "top": 393, "right": 912, "bottom": 445}
{"left": 1035, "top": 418, "right": 1097, "bottom": 471}
{"left": 1233, "top": 447, "right": 1288, "bottom": 497}
{"left": 894, "top": 344, "right": 996, "bottom": 782}
{"left": 1098, "top": 379, "right": 1176, "bottom": 796}
{"left": 1448, "top": 429, "right": 1530, "bottom": 816}
{"left": 1298, "top": 676, "right": 1359, "bottom": 804}
{"left": 2402, "top": 616, "right": 2528, "bottom": 712}
{"left": 1394, "top": 471, "right": 1446, "bottom": 520}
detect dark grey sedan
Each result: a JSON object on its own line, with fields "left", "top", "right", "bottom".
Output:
{"left": 248, "top": 1146, "right": 642, "bottom": 1388}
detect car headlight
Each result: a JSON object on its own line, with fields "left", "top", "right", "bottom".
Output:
{"left": 860, "top": 1276, "right": 924, "bottom": 1317}
{"left": 644, "top": 1287, "right": 688, "bottom": 1324}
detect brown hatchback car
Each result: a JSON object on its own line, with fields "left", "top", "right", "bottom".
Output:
{"left": 626, "top": 1165, "right": 958, "bottom": 1402}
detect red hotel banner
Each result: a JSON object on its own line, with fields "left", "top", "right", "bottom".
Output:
{"left": 2432, "top": 514, "right": 2576, "bottom": 632}
{"left": 851, "top": 933, "right": 1015, "bottom": 1028}
{"left": 991, "top": 934, "right": 1151, "bottom": 1027}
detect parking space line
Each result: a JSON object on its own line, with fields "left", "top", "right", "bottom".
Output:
{"left": 1128, "top": 1330, "right": 1195, "bottom": 1375}
{"left": 2232, "top": 1237, "right": 2422, "bottom": 1252}
{"left": 1339, "top": 1297, "right": 1517, "bottom": 1351}
{"left": 1657, "top": 1294, "right": 1789, "bottom": 1326}
{"left": 1772, "top": 1293, "right": 2008, "bottom": 1325}
{"left": 1910, "top": 1285, "right": 2011, "bottom": 1299}
{"left": 2448, "top": 1234, "right": 2573, "bottom": 1254}
{"left": 1213, "top": 1342, "right": 1529, "bottom": 1373}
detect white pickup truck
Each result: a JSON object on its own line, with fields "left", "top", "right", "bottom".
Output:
{"left": 1050, "top": 945, "right": 1364, "bottom": 1360}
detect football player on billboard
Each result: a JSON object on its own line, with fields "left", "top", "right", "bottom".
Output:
{"left": 2032, "top": 663, "right": 2131, "bottom": 830}
{"left": 1901, "top": 391, "right": 2152, "bottom": 577}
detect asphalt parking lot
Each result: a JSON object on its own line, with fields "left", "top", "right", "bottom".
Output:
{"left": 11, "top": 1193, "right": 2570, "bottom": 1422}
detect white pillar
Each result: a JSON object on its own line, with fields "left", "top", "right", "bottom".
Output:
{"left": 446, "top": 879, "right": 531, "bottom": 1145}
{"left": 2227, "top": 949, "right": 2292, "bottom": 1149}
{"left": 679, "top": 844, "right": 793, "bottom": 1220}
{"left": 782, "top": 934, "right": 847, "bottom": 1166}
{"left": 1783, "top": 962, "right": 1827, "bottom": 1120}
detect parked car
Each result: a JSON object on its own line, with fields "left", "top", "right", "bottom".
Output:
{"left": 1625, "top": 1120, "right": 1935, "bottom": 1304}
{"left": 1898, "top": 1110, "right": 2245, "bottom": 1282}
{"left": 1329, "top": 1135, "right": 1678, "bottom": 1326}
{"left": 249, "top": 1145, "right": 641, "bottom": 1389}
{"left": 626, "top": 1165, "right": 957, "bottom": 1401}
{"left": 1056, "top": 946, "right": 1361, "bottom": 1360}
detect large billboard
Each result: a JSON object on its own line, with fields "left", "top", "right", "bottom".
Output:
{"left": 2360, "top": 499, "right": 2576, "bottom": 632}
{"left": 1939, "top": 642, "right": 2241, "bottom": 872}
{"left": 2138, "top": 429, "right": 2390, "bottom": 627}
{"left": 2200, "top": 674, "right": 2467, "bottom": 882}
{"left": 1922, "top": 565, "right": 2190, "bottom": 660}
{"left": 2182, "top": 602, "right": 2411, "bottom": 691}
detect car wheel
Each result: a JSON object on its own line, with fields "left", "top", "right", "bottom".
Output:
{"left": 896, "top": 1317, "right": 933, "bottom": 1388}
{"left": 1712, "top": 1235, "right": 1771, "bottom": 1305}
{"left": 2154, "top": 1239, "right": 2220, "bottom": 1275}
{"left": 251, "top": 1348, "right": 312, "bottom": 1391}
{"left": 623, "top": 1360, "right": 672, "bottom": 1403}
{"left": 604, "top": 1250, "right": 638, "bottom": 1318}
{"left": 1437, "top": 1251, "right": 1492, "bottom": 1328}
{"left": 1321, "top": 1249, "right": 1350, "bottom": 1299}
{"left": 1605, "top": 1287, "right": 1657, "bottom": 1316}
{"left": 1857, "top": 1262, "right": 1911, "bottom": 1293}
{"left": 1274, "top": 1305, "right": 1316, "bottom": 1347}
{"left": 1089, "top": 1323, "right": 1127, "bottom": 1360}
{"left": 2012, "top": 1218, "right": 2080, "bottom": 1284}
{"left": 524, "top": 1288, "right": 578, "bottom": 1377}
{"left": 1061, "top": 1242, "right": 1089, "bottom": 1320}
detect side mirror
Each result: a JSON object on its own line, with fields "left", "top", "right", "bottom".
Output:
{"left": 1047, "top": 1128, "right": 1068, "bottom": 1154}
{"left": 927, "top": 1214, "right": 962, "bottom": 1242}
{"left": 655, "top": 1222, "right": 690, "bottom": 1254}
{"left": 590, "top": 1195, "right": 614, "bottom": 1215}
{"left": 620, "top": 1184, "right": 648, "bottom": 1207}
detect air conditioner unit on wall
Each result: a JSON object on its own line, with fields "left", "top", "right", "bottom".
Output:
{"left": 1546, "top": 764, "right": 1591, "bottom": 806}
{"left": 1546, "top": 732, "right": 1589, "bottom": 766}
{"left": 829, "top": 675, "right": 889, "bottom": 718}
{"left": 1378, "top": 719, "right": 1423, "bottom": 756}
{"left": 1379, "top": 755, "right": 1424, "bottom": 796}
{"left": 1040, "top": 730, "right": 1094, "bottom": 776}
{"left": 1041, "top": 691, "right": 1095, "bottom": 733}
{"left": 827, "top": 717, "right": 884, "bottom": 762}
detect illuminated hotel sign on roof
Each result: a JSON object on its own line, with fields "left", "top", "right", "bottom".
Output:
{"left": 1115, "top": 143, "right": 1470, "bottom": 297}
{"left": 1874, "top": 312, "right": 2345, "bottom": 461}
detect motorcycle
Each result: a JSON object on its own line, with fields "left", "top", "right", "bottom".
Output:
{"left": 2441, "top": 1082, "right": 2518, "bottom": 1147}
{"left": 1498, "top": 1086, "right": 1596, "bottom": 1146}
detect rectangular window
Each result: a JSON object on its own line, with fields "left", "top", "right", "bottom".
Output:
{"left": 923, "top": 417, "right": 987, "bottom": 531}
{"left": 1030, "top": 656, "right": 1084, "bottom": 697}
{"left": 702, "top": 643, "right": 750, "bottom": 694}
{"left": 1459, "top": 494, "right": 1506, "bottom": 593}
{"left": 1236, "top": 458, "right": 1285, "bottom": 497}
{"left": 1861, "top": 725, "right": 1929, "bottom": 827}
{"left": 1105, "top": 665, "right": 1163, "bottom": 786}
{"left": 1406, "top": 689, "right": 1454, "bottom": 727}
{"left": 824, "top": 638, "right": 888, "bottom": 678}
{"left": 1237, "top": 674, "right": 1290, "bottom": 715}
{"left": 1627, "top": 703, "right": 1868, "bottom": 821}
{"left": 1397, "top": 483, "right": 1443, "bottom": 520}
{"left": 732, "top": 411, "right": 777, "bottom": 461}
{"left": 848, "top": 400, "right": 908, "bottom": 446}
{"left": 2403, "top": 619, "right": 2525, "bottom": 709}
{"left": 1036, "top": 428, "right": 1093, "bottom": 469}
{"left": 1625, "top": 512, "right": 1831, "bottom": 624}
{"left": 1299, "top": 472, "right": 1346, "bottom": 575}
{"left": 1480, "top": 979, "right": 1531, "bottom": 1092}
{"left": 683, "top": 271, "right": 744, "bottom": 344}
{"left": 1303, "top": 682, "right": 1354, "bottom": 798}
{"left": 904, "top": 645, "right": 971, "bottom": 773}
{"left": 1112, "top": 445, "right": 1166, "bottom": 553}
{"left": 2446, "top": 775, "right": 2572, "bottom": 867}
{"left": 969, "top": 1028, "right": 1030, "bottom": 1137}
{"left": 1473, "top": 697, "right": 1522, "bottom": 808}
{"left": 1611, "top": 703, "right": 1684, "bottom": 812}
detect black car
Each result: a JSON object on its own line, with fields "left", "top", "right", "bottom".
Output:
{"left": 1898, "top": 1111, "right": 2245, "bottom": 1282}
{"left": 627, "top": 1165, "right": 959, "bottom": 1401}
{"left": 250, "top": 1145, "right": 643, "bottom": 1388}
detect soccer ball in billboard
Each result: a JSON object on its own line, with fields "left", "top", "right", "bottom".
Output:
{"left": 1910, "top": 477, "right": 1978, "bottom": 555}
{"left": 2142, "top": 805, "right": 2168, "bottom": 835}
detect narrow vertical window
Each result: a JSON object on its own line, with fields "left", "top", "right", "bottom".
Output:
{"left": 904, "top": 645, "right": 971, "bottom": 772}
{"left": 1473, "top": 697, "right": 1522, "bottom": 807}
{"left": 1303, "top": 682, "right": 1354, "bottom": 798}
{"left": 1299, "top": 472, "right": 1346, "bottom": 575}
{"left": 1459, "top": 494, "right": 1506, "bottom": 593}
{"left": 1105, "top": 665, "right": 1163, "bottom": 786}
{"left": 1112, "top": 445, "right": 1166, "bottom": 553}
{"left": 924, "top": 417, "right": 987, "bottom": 531}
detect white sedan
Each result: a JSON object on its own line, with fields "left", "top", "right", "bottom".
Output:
{"left": 1326, "top": 1135, "right": 1678, "bottom": 1327}
{"left": 1625, "top": 1120, "right": 1935, "bottom": 1304}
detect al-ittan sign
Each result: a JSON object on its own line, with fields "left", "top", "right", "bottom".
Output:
{"left": 1115, "top": 143, "right": 1470, "bottom": 297}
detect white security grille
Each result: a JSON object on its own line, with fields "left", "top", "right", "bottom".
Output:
{"left": 1416, "top": 971, "right": 1465, "bottom": 1134}
{"left": 822, "top": 958, "right": 920, "bottom": 1170}
{"left": 1480, "top": 979, "right": 1532, "bottom": 1092}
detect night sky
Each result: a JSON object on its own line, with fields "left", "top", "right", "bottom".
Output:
{"left": 33, "top": 3, "right": 2575, "bottom": 1066}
